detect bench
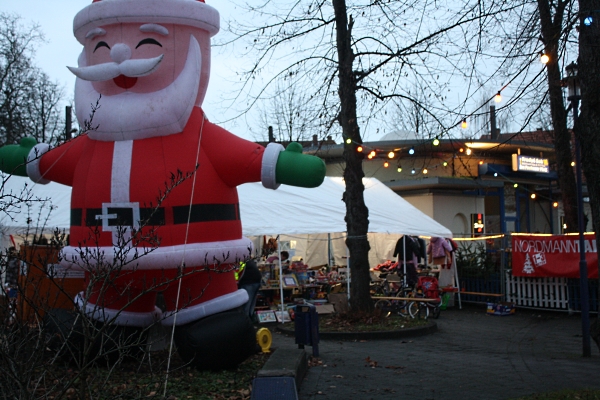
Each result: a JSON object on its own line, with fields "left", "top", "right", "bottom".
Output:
{"left": 455, "top": 291, "right": 504, "bottom": 310}
{"left": 458, "top": 291, "right": 503, "bottom": 298}
{"left": 371, "top": 296, "right": 437, "bottom": 302}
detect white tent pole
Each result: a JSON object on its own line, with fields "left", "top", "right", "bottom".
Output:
{"left": 277, "top": 235, "right": 286, "bottom": 323}
{"left": 454, "top": 250, "right": 462, "bottom": 309}
{"left": 328, "top": 233, "right": 333, "bottom": 268}
{"left": 346, "top": 242, "right": 350, "bottom": 301}
{"left": 403, "top": 236, "right": 407, "bottom": 287}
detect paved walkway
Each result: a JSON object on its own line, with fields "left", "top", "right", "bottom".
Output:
{"left": 270, "top": 304, "right": 600, "bottom": 400}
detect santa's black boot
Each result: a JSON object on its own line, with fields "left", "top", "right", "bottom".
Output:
{"left": 173, "top": 308, "right": 256, "bottom": 370}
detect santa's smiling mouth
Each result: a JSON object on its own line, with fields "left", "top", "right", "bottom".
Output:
{"left": 113, "top": 75, "right": 138, "bottom": 89}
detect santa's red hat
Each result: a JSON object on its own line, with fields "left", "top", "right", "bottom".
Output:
{"left": 74, "top": 0, "right": 219, "bottom": 44}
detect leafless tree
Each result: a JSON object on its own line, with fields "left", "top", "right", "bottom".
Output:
{"left": 252, "top": 79, "right": 327, "bottom": 142}
{"left": 576, "top": 0, "right": 600, "bottom": 349}
{"left": 0, "top": 13, "right": 65, "bottom": 147}
{"left": 224, "top": 0, "right": 535, "bottom": 312}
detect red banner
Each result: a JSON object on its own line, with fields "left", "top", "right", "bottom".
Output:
{"left": 512, "top": 234, "right": 598, "bottom": 278}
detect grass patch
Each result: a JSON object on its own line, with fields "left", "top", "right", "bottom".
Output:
{"left": 39, "top": 349, "right": 269, "bottom": 400}
{"left": 513, "top": 389, "right": 600, "bottom": 400}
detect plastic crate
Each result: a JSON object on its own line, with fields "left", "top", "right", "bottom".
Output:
{"left": 486, "top": 302, "right": 515, "bottom": 316}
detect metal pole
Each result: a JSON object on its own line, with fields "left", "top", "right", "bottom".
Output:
{"left": 573, "top": 97, "right": 591, "bottom": 357}
{"left": 65, "top": 106, "right": 72, "bottom": 141}
{"left": 277, "top": 235, "right": 286, "bottom": 324}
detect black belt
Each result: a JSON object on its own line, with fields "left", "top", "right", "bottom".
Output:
{"left": 70, "top": 204, "right": 239, "bottom": 227}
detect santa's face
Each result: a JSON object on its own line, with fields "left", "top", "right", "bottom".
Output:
{"left": 70, "top": 23, "right": 211, "bottom": 141}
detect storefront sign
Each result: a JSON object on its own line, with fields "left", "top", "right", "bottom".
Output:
{"left": 471, "top": 213, "right": 485, "bottom": 237}
{"left": 512, "top": 234, "right": 598, "bottom": 278}
{"left": 511, "top": 154, "right": 550, "bottom": 173}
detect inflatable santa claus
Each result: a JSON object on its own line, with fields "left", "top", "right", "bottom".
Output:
{"left": 0, "top": 0, "right": 325, "bottom": 369}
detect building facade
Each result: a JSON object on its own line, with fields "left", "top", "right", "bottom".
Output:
{"left": 306, "top": 130, "right": 590, "bottom": 237}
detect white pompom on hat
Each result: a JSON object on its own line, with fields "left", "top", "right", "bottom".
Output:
{"left": 74, "top": 0, "right": 220, "bottom": 44}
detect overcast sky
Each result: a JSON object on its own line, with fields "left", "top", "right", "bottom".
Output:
{"left": 3, "top": 0, "right": 255, "bottom": 139}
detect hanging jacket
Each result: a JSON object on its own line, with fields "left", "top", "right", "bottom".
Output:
{"left": 427, "top": 236, "right": 453, "bottom": 259}
{"left": 393, "top": 235, "right": 420, "bottom": 263}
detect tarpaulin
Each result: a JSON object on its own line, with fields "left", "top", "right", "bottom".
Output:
{"left": 511, "top": 234, "right": 598, "bottom": 278}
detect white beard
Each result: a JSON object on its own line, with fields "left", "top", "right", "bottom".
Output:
{"left": 74, "top": 35, "right": 201, "bottom": 141}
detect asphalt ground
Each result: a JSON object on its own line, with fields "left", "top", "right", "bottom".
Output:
{"left": 269, "top": 304, "right": 600, "bottom": 400}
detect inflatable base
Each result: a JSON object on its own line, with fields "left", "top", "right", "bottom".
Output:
{"left": 174, "top": 307, "right": 256, "bottom": 370}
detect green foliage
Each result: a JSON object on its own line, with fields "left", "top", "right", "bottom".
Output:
{"left": 455, "top": 241, "right": 498, "bottom": 278}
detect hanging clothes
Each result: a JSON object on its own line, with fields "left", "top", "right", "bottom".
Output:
{"left": 393, "top": 235, "right": 419, "bottom": 286}
{"left": 427, "top": 236, "right": 453, "bottom": 265}
{"left": 428, "top": 237, "right": 456, "bottom": 287}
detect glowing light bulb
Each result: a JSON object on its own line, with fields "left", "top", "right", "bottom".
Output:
{"left": 443, "top": 161, "right": 448, "bottom": 167}
{"left": 584, "top": 16, "right": 593, "bottom": 26}
{"left": 357, "top": 146, "right": 363, "bottom": 153}
{"left": 540, "top": 53, "right": 550, "bottom": 64}
{"left": 553, "top": 201, "right": 559, "bottom": 208}
{"left": 433, "top": 139, "right": 440, "bottom": 146}
{"left": 479, "top": 160, "right": 484, "bottom": 165}
{"left": 388, "top": 151, "right": 395, "bottom": 159}
{"left": 461, "top": 119, "right": 468, "bottom": 129}
{"left": 571, "top": 161, "right": 575, "bottom": 167}
{"left": 397, "top": 167, "right": 403, "bottom": 173}
{"left": 514, "top": 183, "right": 518, "bottom": 188}
{"left": 369, "top": 150, "right": 376, "bottom": 158}
{"left": 346, "top": 138, "right": 352, "bottom": 144}
{"left": 531, "top": 193, "right": 536, "bottom": 199}
{"left": 459, "top": 148, "right": 464, "bottom": 153}
{"left": 411, "top": 168, "right": 416, "bottom": 174}
{"left": 494, "top": 91, "right": 502, "bottom": 103}
{"left": 408, "top": 147, "right": 415, "bottom": 155}
{"left": 494, "top": 173, "right": 498, "bottom": 177}
{"left": 466, "top": 148, "right": 472, "bottom": 155}
{"left": 423, "top": 168, "right": 428, "bottom": 174}
{"left": 384, "top": 161, "right": 389, "bottom": 168}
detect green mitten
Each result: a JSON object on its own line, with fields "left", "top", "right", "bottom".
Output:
{"left": 0, "top": 137, "right": 37, "bottom": 177}
{"left": 275, "top": 142, "right": 326, "bottom": 188}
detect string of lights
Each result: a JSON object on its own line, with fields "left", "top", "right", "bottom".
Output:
{"left": 344, "top": 46, "right": 556, "bottom": 162}
{"left": 340, "top": 50, "right": 573, "bottom": 212}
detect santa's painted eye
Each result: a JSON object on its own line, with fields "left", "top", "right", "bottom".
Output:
{"left": 136, "top": 38, "right": 162, "bottom": 49}
{"left": 93, "top": 41, "right": 110, "bottom": 52}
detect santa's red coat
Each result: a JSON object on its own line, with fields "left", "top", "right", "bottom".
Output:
{"left": 29, "top": 107, "right": 278, "bottom": 326}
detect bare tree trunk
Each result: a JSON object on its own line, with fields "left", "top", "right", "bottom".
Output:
{"left": 577, "top": 0, "right": 600, "bottom": 348}
{"left": 538, "top": 0, "right": 579, "bottom": 233}
{"left": 332, "top": 0, "right": 373, "bottom": 313}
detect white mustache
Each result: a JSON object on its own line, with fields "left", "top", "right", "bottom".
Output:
{"left": 67, "top": 54, "right": 164, "bottom": 81}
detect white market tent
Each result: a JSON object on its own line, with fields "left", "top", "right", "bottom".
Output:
{"left": 239, "top": 176, "right": 450, "bottom": 238}
{"left": 238, "top": 176, "right": 452, "bottom": 267}
{"left": 0, "top": 175, "right": 452, "bottom": 263}
{"left": 0, "top": 174, "right": 71, "bottom": 251}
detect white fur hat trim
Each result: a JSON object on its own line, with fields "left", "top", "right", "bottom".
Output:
{"left": 74, "top": 0, "right": 219, "bottom": 44}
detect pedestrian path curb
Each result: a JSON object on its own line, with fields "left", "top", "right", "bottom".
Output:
{"left": 257, "top": 347, "right": 308, "bottom": 389}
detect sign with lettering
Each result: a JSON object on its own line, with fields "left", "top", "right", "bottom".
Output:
{"left": 512, "top": 234, "right": 598, "bottom": 278}
{"left": 471, "top": 213, "right": 485, "bottom": 237}
{"left": 511, "top": 154, "right": 550, "bottom": 173}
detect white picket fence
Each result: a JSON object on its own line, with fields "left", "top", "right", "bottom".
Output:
{"left": 505, "top": 274, "right": 570, "bottom": 310}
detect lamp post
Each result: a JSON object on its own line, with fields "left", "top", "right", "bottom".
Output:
{"left": 566, "top": 61, "right": 591, "bottom": 357}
